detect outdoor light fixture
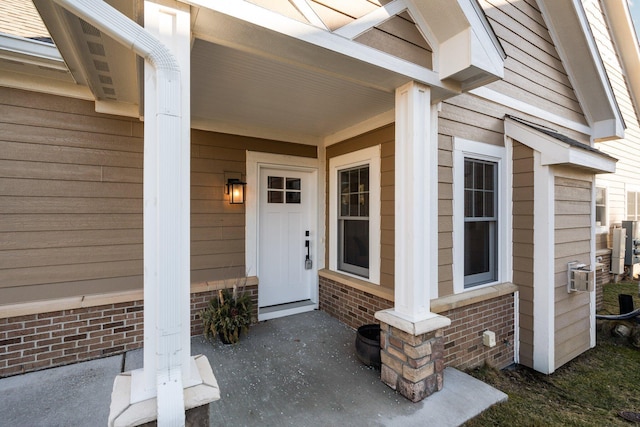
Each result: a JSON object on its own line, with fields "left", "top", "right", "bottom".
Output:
{"left": 226, "top": 178, "right": 246, "bottom": 204}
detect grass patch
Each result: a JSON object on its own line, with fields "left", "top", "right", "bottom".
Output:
{"left": 464, "top": 282, "right": 640, "bottom": 426}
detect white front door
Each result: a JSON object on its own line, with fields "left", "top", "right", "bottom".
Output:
{"left": 258, "top": 167, "right": 315, "bottom": 308}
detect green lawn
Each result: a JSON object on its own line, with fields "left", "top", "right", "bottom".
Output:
{"left": 464, "top": 282, "right": 640, "bottom": 426}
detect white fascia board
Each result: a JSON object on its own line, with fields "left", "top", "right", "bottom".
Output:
{"left": 187, "top": 0, "right": 453, "bottom": 93}
{"left": 0, "top": 33, "right": 66, "bottom": 70}
{"left": 333, "top": 0, "right": 407, "bottom": 40}
{"left": 537, "top": 0, "right": 624, "bottom": 141}
{"left": 602, "top": 0, "right": 640, "bottom": 126}
{"left": 431, "top": 0, "right": 504, "bottom": 83}
{"left": 0, "top": 70, "right": 92, "bottom": 100}
{"left": 289, "top": 0, "right": 327, "bottom": 30}
{"left": 504, "top": 118, "right": 617, "bottom": 174}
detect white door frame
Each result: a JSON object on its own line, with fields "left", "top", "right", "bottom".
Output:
{"left": 246, "top": 151, "right": 321, "bottom": 318}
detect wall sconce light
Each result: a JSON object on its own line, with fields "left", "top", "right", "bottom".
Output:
{"left": 226, "top": 178, "right": 246, "bottom": 204}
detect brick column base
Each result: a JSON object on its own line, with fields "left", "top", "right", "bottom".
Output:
{"left": 379, "top": 323, "right": 445, "bottom": 402}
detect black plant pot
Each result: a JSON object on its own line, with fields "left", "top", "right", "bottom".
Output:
{"left": 355, "top": 324, "right": 381, "bottom": 368}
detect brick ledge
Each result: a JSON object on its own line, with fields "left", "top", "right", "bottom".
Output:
{"left": 318, "top": 269, "right": 394, "bottom": 301}
{"left": 430, "top": 283, "right": 518, "bottom": 314}
{"left": 0, "top": 277, "right": 259, "bottom": 319}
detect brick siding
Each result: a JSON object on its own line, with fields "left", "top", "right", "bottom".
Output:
{"left": 439, "top": 293, "right": 515, "bottom": 370}
{"left": 318, "top": 276, "right": 393, "bottom": 329}
{"left": 319, "top": 275, "right": 515, "bottom": 370}
{"left": 0, "top": 285, "right": 258, "bottom": 378}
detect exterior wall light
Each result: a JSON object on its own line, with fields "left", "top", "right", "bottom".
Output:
{"left": 226, "top": 178, "right": 246, "bottom": 204}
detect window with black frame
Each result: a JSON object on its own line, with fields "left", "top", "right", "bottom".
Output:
{"left": 338, "top": 165, "right": 370, "bottom": 278}
{"left": 464, "top": 158, "right": 497, "bottom": 287}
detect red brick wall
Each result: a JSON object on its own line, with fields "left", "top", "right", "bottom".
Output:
{"left": 318, "top": 276, "right": 393, "bottom": 329}
{"left": 319, "top": 276, "right": 515, "bottom": 370}
{"left": 0, "top": 285, "right": 258, "bottom": 378}
{"left": 439, "top": 293, "right": 515, "bottom": 370}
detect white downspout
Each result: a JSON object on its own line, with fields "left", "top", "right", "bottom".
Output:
{"left": 49, "top": 1, "right": 187, "bottom": 425}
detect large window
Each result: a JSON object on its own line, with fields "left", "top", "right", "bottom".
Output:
{"left": 329, "top": 146, "right": 381, "bottom": 284}
{"left": 464, "top": 159, "right": 498, "bottom": 287}
{"left": 338, "top": 166, "right": 370, "bottom": 277}
{"left": 454, "top": 138, "right": 509, "bottom": 292}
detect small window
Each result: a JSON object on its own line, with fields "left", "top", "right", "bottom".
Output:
{"left": 595, "top": 187, "right": 607, "bottom": 230}
{"left": 267, "top": 176, "right": 301, "bottom": 204}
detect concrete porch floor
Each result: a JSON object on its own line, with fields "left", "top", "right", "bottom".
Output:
{"left": 0, "top": 310, "right": 507, "bottom": 426}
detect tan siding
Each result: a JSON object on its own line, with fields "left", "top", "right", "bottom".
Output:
{"left": 355, "top": 14, "right": 432, "bottom": 69}
{"left": 0, "top": 0, "right": 49, "bottom": 39}
{"left": 479, "top": 0, "right": 587, "bottom": 125}
{"left": 0, "top": 87, "right": 315, "bottom": 305}
{"left": 586, "top": 0, "right": 640, "bottom": 233}
{"left": 308, "top": 0, "right": 379, "bottom": 31}
{"left": 0, "top": 87, "right": 144, "bottom": 304}
{"left": 554, "top": 171, "right": 593, "bottom": 369}
{"left": 438, "top": 135, "right": 454, "bottom": 296}
{"left": 326, "top": 125, "right": 395, "bottom": 291}
{"left": 512, "top": 142, "right": 535, "bottom": 367}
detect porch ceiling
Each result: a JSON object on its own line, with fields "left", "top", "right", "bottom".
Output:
{"left": 190, "top": 38, "right": 395, "bottom": 145}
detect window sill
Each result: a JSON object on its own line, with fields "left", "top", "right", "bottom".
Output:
{"left": 430, "top": 282, "right": 518, "bottom": 314}
{"left": 318, "top": 269, "right": 394, "bottom": 302}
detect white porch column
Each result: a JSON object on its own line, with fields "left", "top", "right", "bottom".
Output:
{"left": 375, "top": 81, "right": 450, "bottom": 333}
{"left": 142, "top": 0, "right": 191, "bottom": 423}
{"left": 375, "top": 82, "right": 450, "bottom": 401}
{"left": 393, "top": 81, "right": 436, "bottom": 321}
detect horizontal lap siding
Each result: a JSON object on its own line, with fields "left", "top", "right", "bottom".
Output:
{"left": 587, "top": 0, "right": 640, "bottom": 232}
{"left": 554, "top": 172, "right": 592, "bottom": 369}
{"left": 0, "top": 87, "right": 144, "bottom": 305}
{"left": 513, "top": 143, "right": 534, "bottom": 368}
{"left": 479, "top": 0, "right": 587, "bottom": 125}
{"left": 191, "top": 130, "right": 317, "bottom": 283}
{"left": 1, "top": 87, "right": 316, "bottom": 306}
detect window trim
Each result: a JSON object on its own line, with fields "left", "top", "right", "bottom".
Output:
{"left": 626, "top": 184, "right": 640, "bottom": 221}
{"left": 595, "top": 186, "right": 608, "bottom": 234}
{"left": 453, "top": 138, "right": 511, "bottom": 293}
{"left": 329, "top": 146, "right": 381, "bottom": 285}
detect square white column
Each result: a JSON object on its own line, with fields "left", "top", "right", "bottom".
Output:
{"left": 376, "top": 81, "right": 450, "bottom": 335}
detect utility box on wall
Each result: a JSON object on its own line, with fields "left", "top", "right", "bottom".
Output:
{"left": 622, "top": 221, "right": 640, "bottom": 266}
{"left": 612, "top": 227, "right": 626, "bottom": 275}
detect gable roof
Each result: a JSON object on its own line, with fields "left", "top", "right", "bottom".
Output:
{"left": 538, "top": 0, "right": 624, "bottom": 141}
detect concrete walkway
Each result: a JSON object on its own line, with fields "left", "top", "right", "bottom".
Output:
{"left": 0, "top": 310, "right": 507, "bottom": 426}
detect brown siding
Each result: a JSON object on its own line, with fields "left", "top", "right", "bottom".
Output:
{"left": 355, "top": 12, "right": 433, "bottom": 69}
{"left": 0, "top": 87, "right": 144, "bottom": 305}
{"left": 554, "top": 171, "right": 592, "bottom": 369}
{"left": 480, "top": 0, "right": 587, "bottom": 125}
{"left": 512, "top": 142, "right": 534, "bottom": 368}
{"left": 326, "top": 124, "right": 395, "bottom": 290}
{"left": 438, "top": 135, "right": 454, "bottom": 296}
{"left": 191, "top": 130, "right": 316, "bottom": 283}
{"left": 0, "top": 87, "right": 315, "bottom": 306}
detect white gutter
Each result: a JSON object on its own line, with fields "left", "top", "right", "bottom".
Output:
{"left": 47, "top": 1, "right": 186, "bottom": 425}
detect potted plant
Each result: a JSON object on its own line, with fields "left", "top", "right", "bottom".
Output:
{"left": 201, "top": 283, "right": 252, "bottom": 344}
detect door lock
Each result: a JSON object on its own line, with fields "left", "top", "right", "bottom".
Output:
{"left": 305, "top": 234, "right": 312, "bottom": 270}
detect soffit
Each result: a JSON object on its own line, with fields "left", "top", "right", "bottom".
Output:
{"left": 190, "top": 39, "right": 394, "bottom": 142}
